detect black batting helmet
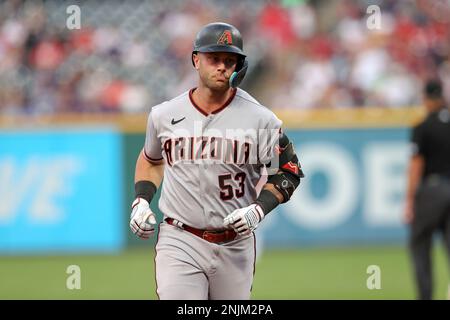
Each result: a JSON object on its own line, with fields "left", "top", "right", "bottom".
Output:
{"left": 192, "top": 22, "right": 248, "bottom": 88}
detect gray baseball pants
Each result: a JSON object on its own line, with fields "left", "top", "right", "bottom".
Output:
{"left": 155, "top": 221, "right": 256, "bottom": 300}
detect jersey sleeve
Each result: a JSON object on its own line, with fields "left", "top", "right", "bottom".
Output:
{"left": 411, "top": 123, "right": 426, "bottom": 157}
{"left": 143, "top": 109, "right": 163, "bottom": 163}
{"left": 258, "top": 111, "right": 283, "bottom": 171}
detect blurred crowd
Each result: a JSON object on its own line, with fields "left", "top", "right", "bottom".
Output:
{"left": 0, "top": 0, "right": 449, "bottom": 114}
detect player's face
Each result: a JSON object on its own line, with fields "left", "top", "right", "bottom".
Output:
{"left": 194, "top": 52, "right": 238, "bottom": 91}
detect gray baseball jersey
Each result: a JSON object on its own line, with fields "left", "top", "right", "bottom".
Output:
{"left": 143, "top": 88, "right": 282, "bottom": 230}
{"left": 144, "top": 87, "right": 283, "bottom": 300}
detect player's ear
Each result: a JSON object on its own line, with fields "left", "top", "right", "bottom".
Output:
{"left": 192, "top": 53, "right": 200, "bottom": 70}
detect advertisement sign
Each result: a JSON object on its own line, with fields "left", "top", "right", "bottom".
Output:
{"left": 258, "top": 128, "right": 411, "bottom": 247}
{"left": 0, "top": 129, "right": 124, "bottom": 253}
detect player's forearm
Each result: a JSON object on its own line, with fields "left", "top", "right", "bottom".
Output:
{"left": 406, "top": 155, "right": 424, "bottom": 201}
{"left": 261, "top": 183, "right": 284, "bottom": 203}
{"left": 254, "top": 180, "right": 284, "bottom": 216}
{"left": 135, "top": 150, "right": 164, "bottom": 187}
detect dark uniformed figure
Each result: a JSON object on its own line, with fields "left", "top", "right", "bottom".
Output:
{"left": 404, "top": 79, "right": 450, "bottom": 300}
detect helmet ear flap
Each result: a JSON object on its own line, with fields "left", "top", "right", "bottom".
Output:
{"left": 229, "top": 59, "right": 248, "bottom": 88}
{"left": 235, "top": 56, "right": 245, "bottom": 72}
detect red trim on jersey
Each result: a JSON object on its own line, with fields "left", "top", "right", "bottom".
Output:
{"left": 142, "top": 148, "right": 163, "bottom": 164}
{"left": 189, "top": 87, "right": 236, "bottom": 116}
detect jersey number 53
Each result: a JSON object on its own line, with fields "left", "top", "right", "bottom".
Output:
{"left": 218, "top": 173, "right": 246, "bottom": 200}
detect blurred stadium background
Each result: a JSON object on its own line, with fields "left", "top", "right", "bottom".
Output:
{"left": 0, "top": 0, "right": 449, "bottom": 299}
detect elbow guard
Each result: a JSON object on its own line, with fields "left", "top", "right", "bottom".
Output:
{"left": 267, "top": 133, "right": 304, "bottom": 203}
{"left": 267, "top": 172, "right": 301, "bottom": 203}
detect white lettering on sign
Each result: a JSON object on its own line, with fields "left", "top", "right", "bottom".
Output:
{"left": 363, "top": 143, "right": 409, "bottom": 226}
{"left": 0, "top": 156, "right": 83, "bottom": 224}
{"left": 284, "top": 143, "right": 358, "bottom": 229}
{"left": 283, "top": 141, "right": 409, "bottom": 230}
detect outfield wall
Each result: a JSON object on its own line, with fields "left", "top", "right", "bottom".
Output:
{"left": 0, "top": 108, "right": 425, "bottom": 253}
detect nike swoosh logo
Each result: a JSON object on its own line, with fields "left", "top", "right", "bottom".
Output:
{"left": 171, "top": 117, "right": 186, "bottom": 125}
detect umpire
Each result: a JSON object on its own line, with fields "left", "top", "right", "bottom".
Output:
{"left": 404, "top": 79, "right": 450, "bottom": 300}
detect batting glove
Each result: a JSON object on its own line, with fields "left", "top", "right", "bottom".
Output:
{"left": 223, "top": 204, "right": 265, "bottom": 236}
{"left": 130, "top": 198, "right": 157, "bottom": 240}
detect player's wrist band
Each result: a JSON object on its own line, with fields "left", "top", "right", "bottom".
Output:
{"left": 135, "top": 180, "right": 157, "bottom": 203}
{"left": 254, "top": 189, "right": 280, "bottom": 215}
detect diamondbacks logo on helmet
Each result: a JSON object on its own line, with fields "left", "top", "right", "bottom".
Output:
{"left": 217, "top": 30, "right": 233, "bottom": 45}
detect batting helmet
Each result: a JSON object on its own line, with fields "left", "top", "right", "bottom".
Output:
{"left": 192, "top": 22, "right": 248, "bottom": 88}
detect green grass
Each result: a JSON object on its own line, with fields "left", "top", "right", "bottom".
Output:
{"left": 0, "top": 245, "right": 448, "bottom": 300}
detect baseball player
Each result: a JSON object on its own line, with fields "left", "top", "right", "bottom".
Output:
{"left": 130, "top": 22, "right": 304, "bottom": 300}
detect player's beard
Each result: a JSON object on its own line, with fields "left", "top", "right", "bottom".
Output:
{"left": 199, "top": 70, "right": 230, "bottom": 92}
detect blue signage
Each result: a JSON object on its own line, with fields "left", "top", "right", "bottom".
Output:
{"left": 257, "top": 127, "right": 411, "bottom": 247}
{"left": 0, "top": 129, "right": 124, "bottom": 254}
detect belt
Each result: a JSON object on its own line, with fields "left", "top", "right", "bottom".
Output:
{"left": 165, "top": 218, "right": 237, "bottom": 244}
